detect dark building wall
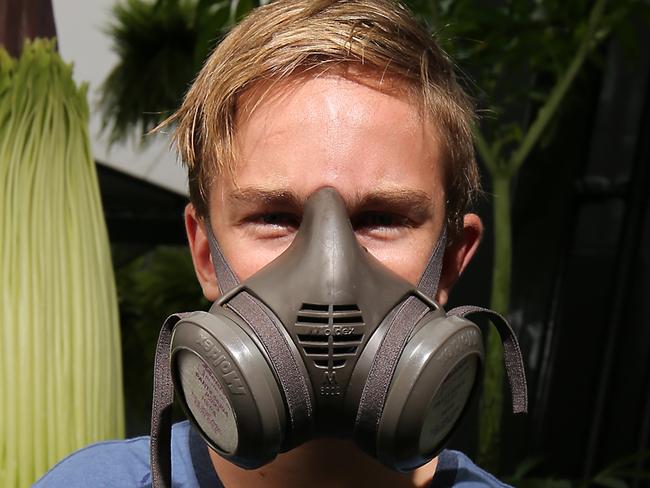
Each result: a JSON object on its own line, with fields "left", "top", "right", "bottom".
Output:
{"left": 502, "top": 28, "right": 650, "bottom": 480}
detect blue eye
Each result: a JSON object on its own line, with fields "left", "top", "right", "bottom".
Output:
{"left": 259, "top": 213, "right": 299, "bottom": 227}
{"left": 244, "top": 212, "right": 301, "bottom": 237}
{"left": 353, "top": 212, "right": 411, "bottom": 230}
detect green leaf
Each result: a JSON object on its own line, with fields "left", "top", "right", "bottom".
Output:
{"left": 512, "top": 456, "right": 545, "bottom": 479}
{"left": 234, "top": 0, "right": 255, "bottom": 21}
{"left": 502, "top": 477, "right": 574, "bottom": 488}
{"left": 592, "top": 476, "right": 629, "bottom": 488}
{"left": 598, "top": 450, "right": 650, "bottom": 474}
{"left": 100, "top": 0, "right": 201, "bottom": 143}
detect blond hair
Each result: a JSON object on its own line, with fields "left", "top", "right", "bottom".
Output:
{"left": 163, "top": 0, "right": 479, "bottom": 239}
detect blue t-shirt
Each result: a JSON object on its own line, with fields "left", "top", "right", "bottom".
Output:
{"left": 34, "top": 421, "right": 510, "bottom": 487}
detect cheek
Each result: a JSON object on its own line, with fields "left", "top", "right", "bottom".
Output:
{"left": 220, "top": 237, "right": 293, "bottom": 283}
{"left": 358, "top": 236, "right": 434, "bottom": 286}
{"left": 215, "top": 217, "right": 438, "bottom": 290}
{"left": 223, "top": 236, "right": 432, "bottom": 288}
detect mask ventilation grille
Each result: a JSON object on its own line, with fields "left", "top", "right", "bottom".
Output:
{"left": 295, "top": 303, "right": 364, "bottom": 369}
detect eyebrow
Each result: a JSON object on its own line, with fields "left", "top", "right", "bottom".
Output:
{"left": 228, "top": 186, "right": 435, "bottom": 220}
{"left": 229, "top": 187, "right": 303, "bottom": 211}
{"left": 353, "top": 188, "right": 433, "bottom": 221}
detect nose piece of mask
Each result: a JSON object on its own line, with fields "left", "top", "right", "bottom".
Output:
{"left": 149, "top": 187, "right": 528, "bottom": 488}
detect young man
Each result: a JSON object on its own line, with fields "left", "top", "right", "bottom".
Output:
{"left": 36, "top": 1, "right": 516, "bottom": 486}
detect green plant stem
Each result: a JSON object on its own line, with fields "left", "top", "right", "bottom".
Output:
{"left": 509, "top": 0, "right": 607, "bottom": 173}
{"left": 474, "top": 129, "right": 497, "bottom": 173}
{"left": 476, "top": 0, "right": 609, "bottom": 472}
{"left": 478, "top": 172, "right": 511, "bottom": 472}
{"left": 489, "top": 172, "right": 512, "bottom": 318}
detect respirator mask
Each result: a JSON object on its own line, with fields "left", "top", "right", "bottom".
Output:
{"left": 149, "top": 187, "right": 527, "bottom": 487}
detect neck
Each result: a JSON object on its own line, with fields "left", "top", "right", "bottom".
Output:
{"left": 209, "top": 439, "right": 437, "bottom": 488}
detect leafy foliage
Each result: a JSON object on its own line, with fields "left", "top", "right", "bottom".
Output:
{"left": 100, "top": 0, "right": 266, "bottom": 143}
{"left": 116, "top": 245, "right": 209, "bottom": 434}
{"left": 407, "top": 0, "right": 638, "bottom": 165}
{"left": 404, "top": 0, "right": 647, "bottom": 471}
{"left": 101, "top": 0, "right": 198, "bottom": 143}
{"left": 502, "top": 451, "right": 650, "bottom": 487}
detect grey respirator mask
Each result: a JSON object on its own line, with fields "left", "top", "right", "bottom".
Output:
{"left": 149, "top": 187, "right": 527, "bottom": 487}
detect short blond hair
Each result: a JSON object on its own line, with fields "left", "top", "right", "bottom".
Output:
{"left": 164, "top": 0, "right": 479, "bottom": 239}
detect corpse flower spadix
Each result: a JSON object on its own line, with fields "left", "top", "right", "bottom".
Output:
{"left": 0, "top": 40, "right": 124, "bottom": 487}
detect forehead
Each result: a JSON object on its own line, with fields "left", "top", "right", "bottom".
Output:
{"left": 212, "top": 71, "right": 445, "bottom": 209}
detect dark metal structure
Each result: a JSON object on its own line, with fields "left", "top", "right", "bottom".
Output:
{"left": 502, "top": 29, "right": 650, "bottom": 482}
{"left": 97, "top": 163, "right": 188, "bottom": 246}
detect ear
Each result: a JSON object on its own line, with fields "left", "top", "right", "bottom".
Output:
{"left": 185, "top": 203, "right": 220, "bottom": 301}
{"left": 435, "top": 213, "right": 483, "bottom": 305}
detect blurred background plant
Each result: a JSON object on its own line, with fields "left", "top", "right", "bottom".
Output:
{"left": 100, "top": 0, "right": 270, "bottom": 143}
{"left": 115, "top": 245, "right": 209, "bottom": 434}
{"left": 408, "top": 0, "right": 642, "bottom": 471}
{"left": 502, "top": 451, "right": 650, "bottom": 488}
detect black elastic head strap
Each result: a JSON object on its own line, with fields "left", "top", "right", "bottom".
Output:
{"left": 417, "top": 226, "right": 448, "bottom": 297}
{"left": 226, "top": 291, "right": 314, "bottom": 445}
{"left": 149, "top": 217, "right": 233, "bottom": 488}
{"left": 150, "top": 313, "right": 192, "bottom": 488}
{"left": 205, "top": 218, "right": 239, "bottom": 294}
{"left": 205, "top": 218, "right": 314, "bottom": 444}
{"left": 354, "top": 230, "right": 448, "bottom": 446}
{"left": 354, "top": 295, "right": 431, "bottom": 450}
{"left": 446, "top": 305, "right": 528, "bottom": 413}
{"left": 418, "top": 229, "right": 528, "bottom": 414}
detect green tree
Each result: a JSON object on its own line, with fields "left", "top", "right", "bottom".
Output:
{"left": 404, "top": 0, "right": 638, "bottom": 470}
